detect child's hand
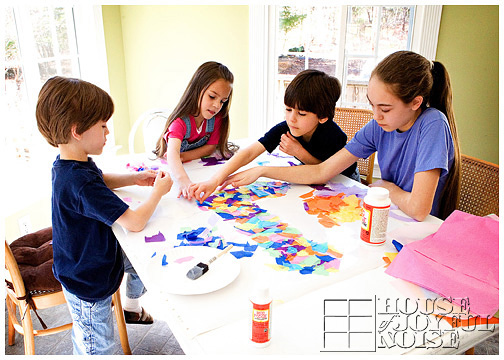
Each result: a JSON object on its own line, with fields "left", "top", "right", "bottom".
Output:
{"left": 153, "top": 171, "right": 173, "bottom": 196}
{"left": 221, "top": 167, "right": 262, "bottom": 188}
{"left": 176, "top": 179, "right": 195, "bottom": 200}
{"left": 279, "top": 132, "right": 303, "bottom": 157}
{"left": 189, "top": 179, "right": 219, "bottom": 203}
{"left": 134, "top": 170, "right": 157, "bottom": 187}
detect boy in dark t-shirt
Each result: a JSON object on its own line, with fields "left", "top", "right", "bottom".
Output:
{"left": 190, "top": 69, "right": 358, "bottom": 202}
{"left": 36, "top": 76, "right": 173, "bottom": 355}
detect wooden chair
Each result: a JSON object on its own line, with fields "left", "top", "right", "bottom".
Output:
{"left": 5, "top": 231, "right": 132, "bottom": 355}
{"left": 457, "top": 154, "right": 499, "bottom": 217}
{"left": 334, "top": 107, "right": 376, "bottom": 184}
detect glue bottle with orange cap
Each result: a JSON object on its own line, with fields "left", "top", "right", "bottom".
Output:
{"left": 250, "top": 284, "right": 272, "bottom": 347}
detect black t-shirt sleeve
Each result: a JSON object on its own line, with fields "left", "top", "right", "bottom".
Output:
{"left": 258, "top": 121, "right": 290, "bottom": 153}
{"left": 305, "top": 121, "right": 357, "bottom": 177}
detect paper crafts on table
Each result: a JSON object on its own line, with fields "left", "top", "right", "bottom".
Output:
{"left": 300, "top": 181, "right": 367, "bottom": 227}
{"left": 385, "top": 210, "right": 499, "bottom": 318}
{"left": 197, "top": 181, "right": 344, "bottom": 275}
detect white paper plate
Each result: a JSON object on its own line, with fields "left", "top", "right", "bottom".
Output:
{"left": 148, "top": 246, "right": 240, "bottom": 295}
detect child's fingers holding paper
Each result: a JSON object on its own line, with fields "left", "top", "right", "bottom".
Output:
{"left": 154, "top": 171, "right": 173, "bottom": 195}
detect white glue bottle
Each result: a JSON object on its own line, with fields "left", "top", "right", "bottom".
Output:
{"left": 360, "top": 187, "right": 391, "bottom": 245}
{"left": 250, "top": 285, "right": 272, "bottom": 347}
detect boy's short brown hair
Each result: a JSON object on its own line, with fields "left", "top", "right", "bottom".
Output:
{"left": 284, "top": 69, "right": 341, "bottom": 121}
{"left": 36, "top": 76, "right": 114, "bottom": 147}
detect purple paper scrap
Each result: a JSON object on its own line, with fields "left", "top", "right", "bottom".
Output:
{"left": 145, "top": 231, "right": 166, "bottom": 243}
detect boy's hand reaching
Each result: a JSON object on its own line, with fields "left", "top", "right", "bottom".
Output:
{"left": 279, "top": 132, "right": 303, "bottom": 157}
{"left": 189, "top": 179, "right": 219, "bottom": 203}
{"left": 221, "top": 167, "right": 262, "bottom": 189}
{"left": 152, "top": 171, "right": 173, "bottom": 196}
{"left": 134, "top": 170, "right": 157, "bottom": 187}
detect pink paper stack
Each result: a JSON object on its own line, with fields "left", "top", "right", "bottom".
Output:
{"left": 386, "top": 210, "right": 499, "bottom": 318}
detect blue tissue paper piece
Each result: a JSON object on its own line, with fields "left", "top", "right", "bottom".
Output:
{"left": 231, "top": 250, "right": 254, "bottom": 259}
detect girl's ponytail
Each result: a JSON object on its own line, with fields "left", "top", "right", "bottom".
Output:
{"left": 430, "top": 61, "right": 461, "bottom": 219}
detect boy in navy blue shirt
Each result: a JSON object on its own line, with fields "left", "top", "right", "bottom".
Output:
{"left": 36, "top": 76, "right": 173, "bottom": 355}
{"left": 190, "top": 69, "right": 358, "bottom": 202}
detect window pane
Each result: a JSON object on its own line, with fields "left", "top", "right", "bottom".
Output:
{"left": 346, "top": 57, "right": 374, "bottom": 83}
{"left": 38, "top": 60, "right": 58, "bottom": 83}
{"left": 55, "top": 7, "right": 70, "bottom": 55}
{"left": 308, "top": 57, "right": 337, "bottom": 74}
{"left": 278, "top": 53, "right": 305, "bottom": 75}
{"left": 278, "top": 6, "right": 342, "bottom": 75}
{"left": 378, "top": 6, "right": 412, "bottom": 57}
{"left": 61, "top": 59, "right": 74, "bottom": 76}
{"left": 346, "top": 6, "right": 378, "bottom": 55}
{"left": 31, "top": 7, "right": 55, "bottom": 59}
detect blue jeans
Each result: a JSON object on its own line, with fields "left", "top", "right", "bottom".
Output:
{"left": 63, "top": 251, "right": 146, "bottom": 355}
{"left": 63, "top": 287, "right": 115, "bottom": 355}
{"left": 123, "top": 249, "right": 147, "bottom": 299}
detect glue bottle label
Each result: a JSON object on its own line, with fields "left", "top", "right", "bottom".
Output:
{"left": 251, "top": 301, "right": 272, "bottom": 345}
{"left": 360, "top": 202, "right": 389, "bottom": 245}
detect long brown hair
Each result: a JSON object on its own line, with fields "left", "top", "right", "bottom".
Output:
{"left": 154, "top": 61, "right": 238, "bottom": 158}
{"left": 371, "top": 51, "right": 461, "bottom": 219}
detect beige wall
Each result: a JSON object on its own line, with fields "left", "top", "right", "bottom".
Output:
{"left": 103, "top": 5, "right": 249, "bottom": 154}
{"left": 436, "top": 5, "right": 499, "bottom": 164}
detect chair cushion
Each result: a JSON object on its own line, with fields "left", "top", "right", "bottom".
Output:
{"left": 9, "top": 227, "right": 62, "bottom": 294}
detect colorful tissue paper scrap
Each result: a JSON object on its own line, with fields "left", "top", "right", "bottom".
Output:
{"left": 126, "top": 162, "right": 159, "bottom": 172}
{"left": 177, "top": 226, "right": 225, "bottom": 248}
{"left": 200, "top": 156, "right": 226, "bottom": 166}
{"left": 300, "top": 182, "right": 366, "bottom": 227}
{"left": 145, "top": 231, "right": 166, "bottom": 243}
{"left": 175, "top": 226, "right": 257, "bottom": 259}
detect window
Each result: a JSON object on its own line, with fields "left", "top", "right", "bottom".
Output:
{"left": 248, "top": 5, "right": 442, "bottom": 137}
{"left": 276, "top": 5, "right": 414, "bottom": 116}
{"left": 3, "top": 5, "right": 111, "bottom": 213}
{"left": 4, "top": 6, "right": 80, "bottom": 163}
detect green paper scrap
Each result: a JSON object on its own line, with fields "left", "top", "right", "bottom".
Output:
{"left": 265, "top": 248, "right": 282, "bottom": 257}
{"left": 301, "top": 256, "right": 321, "bottom": 267}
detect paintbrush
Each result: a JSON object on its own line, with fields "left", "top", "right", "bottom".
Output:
{"left": 186, "top": 244, "right": 234, "bottom": 280}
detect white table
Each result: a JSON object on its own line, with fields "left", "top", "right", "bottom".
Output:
{"left": 97, "top": 148, "right": 498, "bottom": 355}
